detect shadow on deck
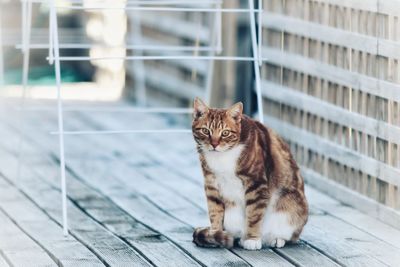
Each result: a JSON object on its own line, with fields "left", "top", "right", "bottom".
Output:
{"left": 0, "top": 100, "right": 399, "bottom": 267}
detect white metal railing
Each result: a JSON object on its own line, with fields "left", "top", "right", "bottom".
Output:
{"left": 19, "top": 0, "right": 265, "bottom": 236}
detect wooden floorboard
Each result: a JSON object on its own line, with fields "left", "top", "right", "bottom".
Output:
{"left": 0, "top": 108, "right": 252, "bottom": 266}
{"left": 0, "top": 204, "right": 56, "bottom": 267}
{"left": 60, "top": 112, "right": 349, "bottom": 266}
{"left": 85, "top": 110, "right": 400, "bottom": 266}
{"left": 1, "top": 101, "right": 400, "bottom": 266}
{"left": 32, "top": 161, "right": 203, "bottom": 267}
{"left": 0, "top": 174, "right": 105, "bottom": 267}
{"left": 0, "top": 254, "right": 10, "bottom": 267}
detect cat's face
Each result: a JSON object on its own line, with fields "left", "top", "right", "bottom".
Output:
{"left": 192, "top": 98, "right": 243, "bottom": 152}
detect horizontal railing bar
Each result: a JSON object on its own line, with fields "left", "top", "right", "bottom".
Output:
{"left": 23, "top": 0, "right": 222, "bottom": 5}
{"left": 50, "top": 129, "right": 193, "bottom": 135}
{"left": 16, "top": 44, "right": 218, "bottom": 51}
{"left": 46, "top": 55, "right": 259, "bottom": 61}
{"left": 45, "top": 6, "right": 262, "bottom": 13}
{"left": 17, "top": 106, "right": 194, "bottom": 113}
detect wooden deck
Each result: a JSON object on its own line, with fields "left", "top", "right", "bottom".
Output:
{"left": 0, "top": 99, "right": 399, "bottom": 267}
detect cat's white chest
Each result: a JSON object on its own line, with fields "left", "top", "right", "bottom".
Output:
{"left": 203, "top": 145, "right": 245, "bottom": 204}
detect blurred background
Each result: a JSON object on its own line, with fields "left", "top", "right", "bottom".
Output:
{"left": 0, "top": 0, "right": 399, "bottom": 233}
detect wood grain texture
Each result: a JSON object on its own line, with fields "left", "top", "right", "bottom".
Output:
{"left": 262, "top": 0, "right": 400, "bottom": 227}
{"left": 1, "top": 101, "right": 400, "bottom": 266}
{"left": 66, "top": 110, "right": 392, "bottom": 267}
{"left": 0, "top": 208, "right": 56, "bottom": 267}
{"left": 0, "top": 175, "right": 105, "bottom": 267}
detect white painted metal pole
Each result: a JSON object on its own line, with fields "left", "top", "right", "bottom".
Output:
{"left": 258, "top": 0, "right": 262, "bottom": 66}
{"left": 0, "top": 6, "right": 4, "bottom": 86}
{"left": 204, "top": 2, "right": 219, "bottom": 105}
{"left": 22, "top": 1, "right": 32, "bottom": 93}
{"left": 48, "top": 6, "right": 54, "bottom": 65}
{"left": 50, "top": 129, "right": 193, "bottom": 135}
{"left": 16, "top": 0, "right": 32, "bottom": 180}
{"left": 50, "top": 0, "right": 68, "bottom": 237}
{"left": 216, "top": 1, "right": 222, "bottom": 54}
{"left": 130, "top": 6, "right": 146, "bottom": 105}
{"left": 16, "top": 43, "right": 220, "bottom": 51}
{"left": 47, "top": 55, "right": 258, "bottom": 61}
{"left": 248, "top": 0, "right": 264, "bottom": 123}
{"left": 50, "top": 6, "right": 262, "bottom": 13}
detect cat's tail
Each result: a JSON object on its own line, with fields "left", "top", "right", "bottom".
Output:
{"left": 193, "top": 227, "right": 234, "bottom": 248}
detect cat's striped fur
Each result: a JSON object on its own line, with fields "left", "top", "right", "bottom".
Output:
{"left": 192, "top": 98, "right": 308, "bottom": 250}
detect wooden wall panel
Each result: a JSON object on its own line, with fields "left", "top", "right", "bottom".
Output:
{"left": 262, "top": 0, "right": 400, "bottom": 228}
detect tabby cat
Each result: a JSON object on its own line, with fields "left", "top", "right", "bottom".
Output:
{"left": 191, "top": 98, "right": 308, "bottom": 250}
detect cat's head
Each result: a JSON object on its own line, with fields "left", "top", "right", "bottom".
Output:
{"left": 192, "top": 97, "right": 243, "bottom": 152}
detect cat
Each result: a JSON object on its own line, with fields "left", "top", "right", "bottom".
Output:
{"left": 191, "top": 98, "right": 308, "bottom": 250}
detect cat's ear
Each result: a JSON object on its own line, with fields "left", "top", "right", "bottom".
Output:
{"left": 227, "top": 102, "right": 243, "bottom": 122}
{"left": 193, "top": 97, "right": 209, "bottom": 119}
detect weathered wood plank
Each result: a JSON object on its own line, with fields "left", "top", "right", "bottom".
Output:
{"left": 139, "top": 36, "right": 208, "bottom": 74}
{"left": 76, "top": 110, "right": 400, "bottom": 266}
{"left": 31, "top": 161, "right": 202, "bottom": 267}
{"left": 66, "top": 112, "right": 354, "bottom": 267}
{"left": 0, "top": 255, "right": 9, "bottom": 267}
{"left": 0, "top": 173, "right": 105, "bottom": 267}
{"left": 141, "top": 151, "right": 389, "bottom": 266}
{"left": 0, "top": 208, "right": 56, "bottom": 267}
{"left": 0, "top": 152, "right": 152, "bottom": 267}
{"left": 5, "top": 104, "right": 400, "bottom": 266}
{"left": 303, "top": 167, "right": 400, "bottom": 231}
{"left": 306, "top": 210, "right": 400, "bottom": 266}
{"left": 263, "top": 114, "right": 400, "bottom": 188}
{"left": 128, "top": 65, "right": 204, "bottom": 100}
{"left": 310, "top": 0, "right": 400, "bottom": 15}
{"left": 262, "top": 47, "right": 400, "bottom": 102}
{"left": 231, "top": 248, "right": 295, "bottom": 267}
{"left": 68, "top": 161, "right": 251, "bottom": 267}
{"left": 137, "top": 14, "right": 211, "bottom": 43}
{"left": 263, "top": 12, "right": 400, "bottom": 60}
{"left": 261, "top": 80, "right": 400, "bottom": 144}
{"left": 1, "top": 110, "right": 251, "bottom": 267}
{"left": 306, "top": 186, "right": 400, "bottom": 250}
{"left": 276, "top": 241, "right": 338, "bottom": 267}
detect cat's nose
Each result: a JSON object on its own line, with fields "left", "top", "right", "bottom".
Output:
{"left": 211, "top": 141, "right": 219, "bottom": 148}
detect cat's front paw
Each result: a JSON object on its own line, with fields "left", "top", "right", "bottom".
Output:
{"left": 240, "top": 238, "right": 262, "bottom": 250}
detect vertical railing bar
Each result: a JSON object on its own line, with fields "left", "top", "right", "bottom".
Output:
{"left": 258, "top": 0, "right": 262, "bottom": 66}
{"left": 50, "top": 0, "right": 68, "bottom": 237}
{"left": 204, "top": 1, "right": 219, "bottom": 105}
{"left": 16, "top": 0, "right": 32, "bottom": 181}
{"left": 249, "top": 0, "right": 263, "bottom": 123}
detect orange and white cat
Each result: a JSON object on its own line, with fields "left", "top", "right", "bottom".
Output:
{"left": 192, "top": 98, "right": 308, "bottom": 250}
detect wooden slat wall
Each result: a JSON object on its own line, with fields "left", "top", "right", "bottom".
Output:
{"left": 262, "top": 0, "right": 400, "bottom": 228}
{"left": 125, "top": 6, "right": 214, "bottom": 107}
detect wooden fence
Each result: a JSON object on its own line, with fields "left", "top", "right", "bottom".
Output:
{"left": 125, "top": 7, "right": 214, "bottom": 107}
{"left": 125, "top": 1, "right": 241, "bottom": 108}
{"left": 261, "top": 0, "right": 400, "bottom": 228}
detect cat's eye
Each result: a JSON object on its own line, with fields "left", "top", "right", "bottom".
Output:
{"left": 221, "top": 130, "right": 230, "bottom": 137}
{"left": 202, "top": 128, "right": 210, "bottom": 135}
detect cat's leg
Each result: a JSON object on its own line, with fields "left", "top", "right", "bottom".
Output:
{"left": 262, "top": 190, "right": 308, "bottom": 248}
{"left": 193, "top": 175, "right": 235, "bottom": 248}
{"left": 204, "top": 177, "right": 225, "bottom": 230}
{"left": 223, "top": 204, "right": 245, "bottom": 239}
{"left": 239, "top": 178, "right": 270, "bottom": 250}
